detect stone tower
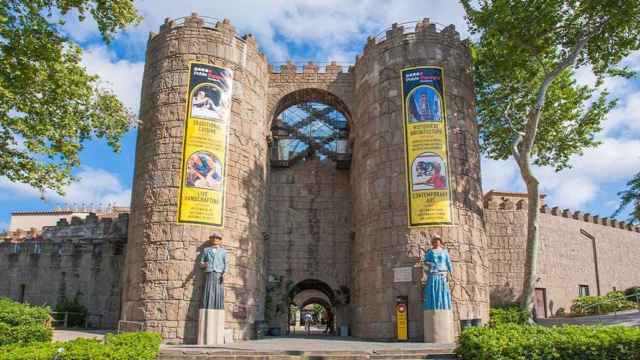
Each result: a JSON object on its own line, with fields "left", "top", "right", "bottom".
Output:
{"left": 350, "top": 20, "right": 488, "bottom": 338}
{"left": 121, "top": 14, "right": 269, "bottom": 342}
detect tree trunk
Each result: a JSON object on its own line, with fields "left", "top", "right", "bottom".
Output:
{"left": 519, "top": 171, "right": 540, "bottom": 319}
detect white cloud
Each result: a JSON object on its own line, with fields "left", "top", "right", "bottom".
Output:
{"left": 484, "top": 137, "right": 640, "bottom": 211}
{"left": 81, "top": 46, "right": 145, "bottom": 114}
{"left": 59, "top": 0, "right": 468, "bottom": 62}
{"left": 0, "top": 167, "right": 131, "bottom": 208}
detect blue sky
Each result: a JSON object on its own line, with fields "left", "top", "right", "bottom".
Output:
{"left": 1, "top": 0, "right": 639, "bottom": 229}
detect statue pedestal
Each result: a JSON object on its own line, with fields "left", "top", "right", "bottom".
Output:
{"left": 423, "top": 309, "right": 453, "bottom": 343}
{"left": 197, "top": 309, "right": 225, "bottom": 345}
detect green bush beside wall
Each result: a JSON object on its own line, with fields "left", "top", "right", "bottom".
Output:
{"left": 457, "top": 324, "right": 640, "bottom": 360}
{"left": 489, "top": 305, "right": 531, "bottom": 326}
{"left": 0, "top": 332, "right": 162, "bottom": 360}
{"left": 571, "top": 291, "right": 637, "bottom": 315}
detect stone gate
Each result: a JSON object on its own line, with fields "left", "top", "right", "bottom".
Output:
{"left": 121, "top": 13, "right": 488, "bottom": 343}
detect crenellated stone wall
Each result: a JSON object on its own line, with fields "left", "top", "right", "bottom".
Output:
{"left": 485, "top": 192, "right": 640, "bottom": 316}
{"left": 0, "top": 214, "right": 128, "bottom": 328}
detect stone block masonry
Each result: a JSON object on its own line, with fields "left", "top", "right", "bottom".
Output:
{"left": 121, "top": 14, "right": 269, "bottom": 343}
{"left": 485, "top": 192, "right": 640, "bottom": 316}
{"left": 0, "top": 213, "right": 128, "bottom": 328}
{"left": 6, "top": 14, "right": 637, "bottom": 345}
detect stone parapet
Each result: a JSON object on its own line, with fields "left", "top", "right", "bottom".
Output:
{"left": 0, "top": 216, "right": 127, "bottom": 328}
{"left": 483, "top": 194, "right": 640, "bottom": 233}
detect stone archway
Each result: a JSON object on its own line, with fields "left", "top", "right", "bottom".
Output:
{"left": 289, "top": 279, "right": 337, "bottom": 335}
{"left": 264, "top": 86, "right": 353, "bottom": 335}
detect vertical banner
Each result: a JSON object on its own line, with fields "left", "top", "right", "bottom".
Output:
{"left": 401, "top": 66, "right": 453, "bottom": 227}
{"left": 178, "top": 63, "right": 233, "bottom": 226}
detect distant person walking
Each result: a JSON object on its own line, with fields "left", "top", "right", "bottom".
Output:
{"left": 303, "top": 312, "right": 313, "bottom": 335}
{"left": 324, "top": 310, "right": 334, "bottom": 335}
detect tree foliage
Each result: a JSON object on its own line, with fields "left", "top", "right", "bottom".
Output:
{"left": 0, "top": 0, "right": 140, "bottom": 194}
{"left": 462, "top": 0, "right": 640, "bottom": 313}
{"left": 613, "top": 171, "right": 640, "bottom": 224}
{"left": 464, "top": 0, "right": 639, "bottom": 169}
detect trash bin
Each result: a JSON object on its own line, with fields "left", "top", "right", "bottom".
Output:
{"left": 254, "top": 321, "right": 268, "bottom": 339}
{"left": 460, "top": 318, "right": 481, "bottom": 331}
{"left": 268, "top": 327, "right": 281, "bottom": 336}
{"left": 339, "top": 325, "right": 349, "bottom": 337}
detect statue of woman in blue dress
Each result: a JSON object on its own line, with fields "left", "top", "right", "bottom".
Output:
{"left": 423, "top": 234, "right": 452, "bottom": 311}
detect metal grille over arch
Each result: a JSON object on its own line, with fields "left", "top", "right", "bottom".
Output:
{"left": 270, "top": 89, "right": 352, "bottom": 168}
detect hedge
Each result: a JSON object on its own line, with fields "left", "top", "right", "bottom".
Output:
{"left": 0, "top": 322, "right": 52, "bottom": 346}
{"left": 0, "top": 332, "right": 162, "bottom": 360}
{"left": 489, "top": 306, "right": 531, "bottom": 326}
{"left": 0, "top": 298, "right": 50, "bottom": 327}
{"left": 571, "top": 291, "right": 637, "bottom": 316}
{"left": 0, "top": 298, "right": 52, "bottom": 346}
{"left": 457, "top": 324, "right": 640, "bottom": 360}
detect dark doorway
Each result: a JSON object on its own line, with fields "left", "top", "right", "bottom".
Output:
{"left": 534, "top": 288, "right": 547, "bottom": 319}
{"left": 18, "top": 284, "right": 26, "bottom": 303}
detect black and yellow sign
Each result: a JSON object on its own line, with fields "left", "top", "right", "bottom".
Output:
{"left": 401, "top": 66, "right": 453, "bottom": 226}
{"left": 396, "top": 302, "right": 408, "bottom": 341}
{"left": 178, "top": 63, "right": 233, "bottom": 226}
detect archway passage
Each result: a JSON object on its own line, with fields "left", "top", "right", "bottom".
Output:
{"left": 288, "top": 279, "right": 337, "bottom": 336}
{"left": 265, "top": 88, "right": 353, "bottom": 338}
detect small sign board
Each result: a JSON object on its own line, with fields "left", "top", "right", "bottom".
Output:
{"left": 393, "top": 267, "right": 413, "bottom": 283}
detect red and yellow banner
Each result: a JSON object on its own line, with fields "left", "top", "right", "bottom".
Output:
{"left": 401, "top": 66, "right": 453, "bottom": 227}
{"left": 177, "top": 63, "right": 233, "bottom": 226}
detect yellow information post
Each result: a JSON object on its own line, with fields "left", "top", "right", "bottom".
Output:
{"left": 396, "top": 297, "right": 408, "bottom": 341}
{"left": 400, "top": 66, "right": 453, "bottom": 227}
{"left": 177, "top": 62, "right": 233, "bottom": 227}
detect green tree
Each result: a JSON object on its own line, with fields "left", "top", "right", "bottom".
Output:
{"left": 461, "top": 0, "right": 640, "bottom": 315}
{"left": 613, "top": 171, "right": 640, "bottom": 224}
{"left": 0, "top": 1, "right": 141, "bottom": 195}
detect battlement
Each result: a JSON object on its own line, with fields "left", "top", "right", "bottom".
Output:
{"left": 51, "top": 212, "right": 129, "bottom": 228}
{"left": 150, "top": 13, "right": 261, "bottom": 50}
{"left": 358, "top": 18, "right": 469, "bottom": 63}
{"left": 268, "top": 61, "right": 352, "bottom": 74}
{"left": 484, "top": 191, "right": 640, "bottom": 233}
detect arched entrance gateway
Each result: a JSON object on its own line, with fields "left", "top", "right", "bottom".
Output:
{"left": 123, "top": 14, "right": 488, "bottom": 344}
{"left": 264, "top": 86, "right": 353, "bottom": 335}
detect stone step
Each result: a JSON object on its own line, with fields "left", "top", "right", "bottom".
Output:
{"left": 157, "top": 349, "right": 457, "bottom": 360}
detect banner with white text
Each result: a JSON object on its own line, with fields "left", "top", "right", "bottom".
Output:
{"left": 401, "top": 66, "right": 453, "bottom": 226}
{"left": 178, "top": 63, "right": 233, "bottom": 226}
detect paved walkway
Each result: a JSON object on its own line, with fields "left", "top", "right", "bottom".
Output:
{"left": 537, "top": 309, "right": 640, "bottom": 327}
{"left": 163, "top": 337, "right": 456, "bottom": 353}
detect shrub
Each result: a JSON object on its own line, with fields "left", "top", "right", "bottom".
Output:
{"left": 0, "top": 332, "right": 162, "bottom": 360}
{"left": 625, "top": 286, "right": 640, "bottom": 303}
{"left": 0, "top": 298, "right": 52, "bottom": 346}
{"left": 571, "top": 291, "right": 637, "bottom": 315}
{"left": 457, "top": 324, "right": 640, "bottom": 360}
{"left": 0, "top": 298, "right": 50, "bottom": 326}
{"left": 489, "top": 305, "right": 531, "bottom": 326}
{"left": 54, "top": 295, "right": 88, "bottom": 327}
{"left": 0, "top": 322, "right": 52, "bottom": 346}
